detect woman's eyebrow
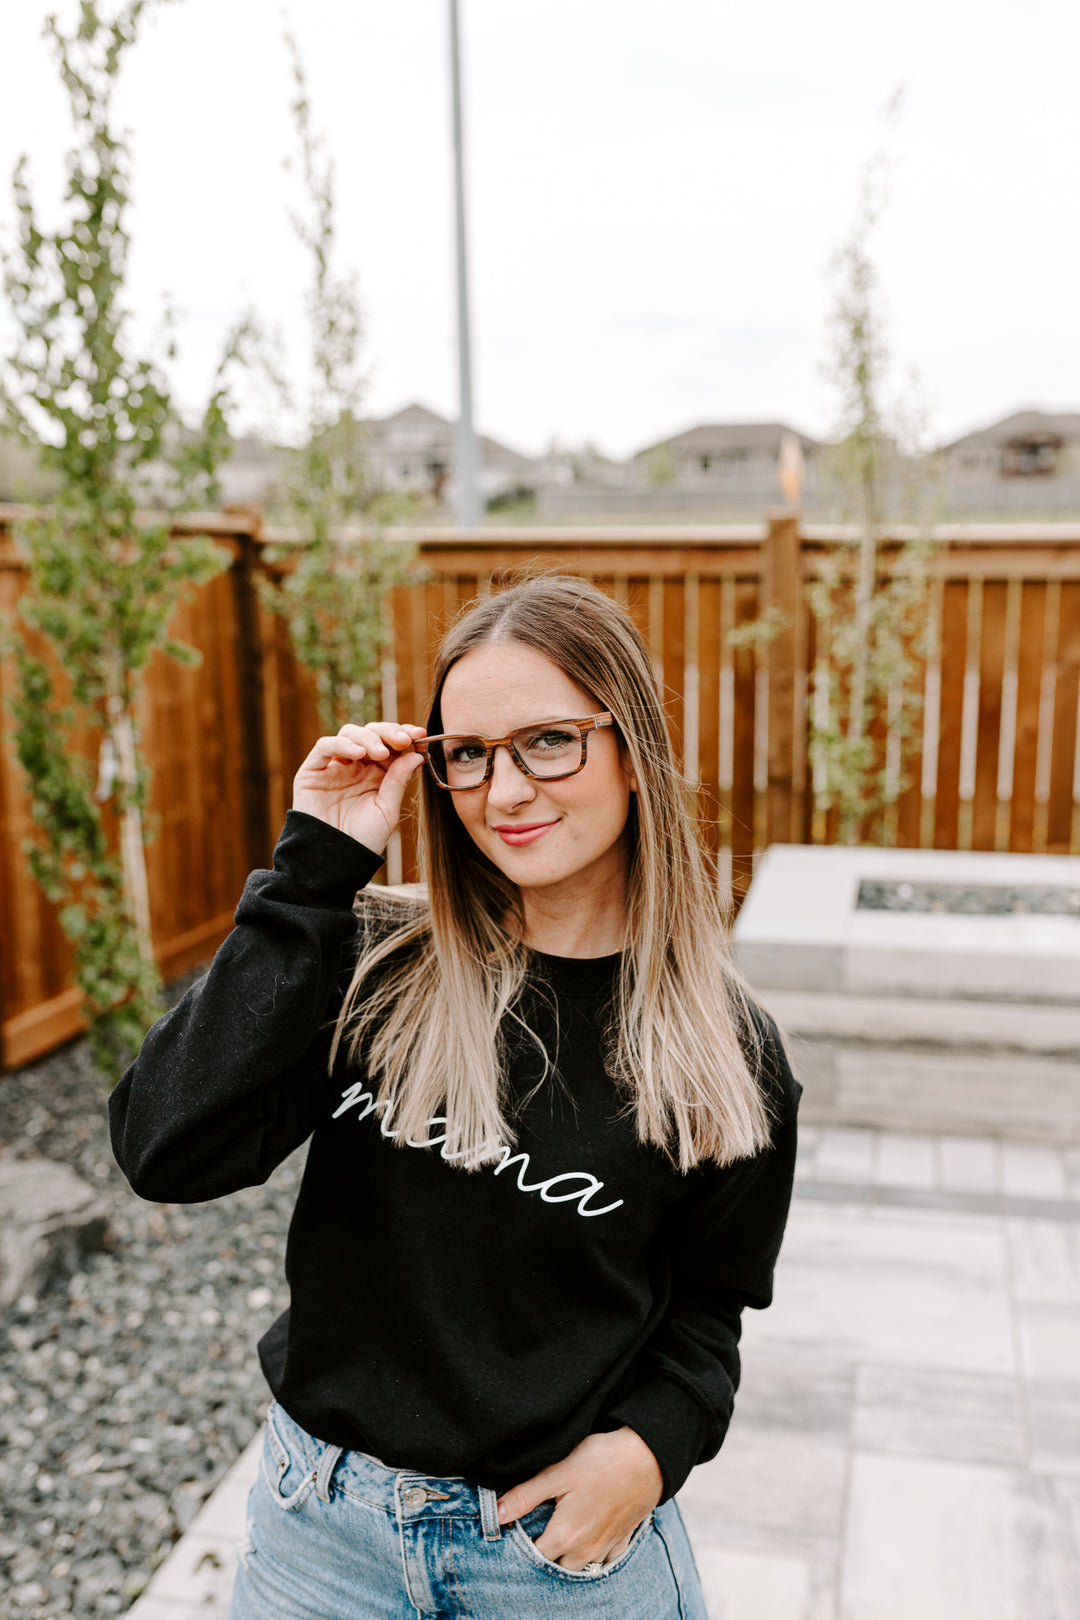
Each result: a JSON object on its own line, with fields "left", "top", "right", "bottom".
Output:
{"left": 439, "top": 714, "right": 576, "bottom": 736}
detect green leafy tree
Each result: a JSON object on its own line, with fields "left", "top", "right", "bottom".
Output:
{"left": 1, "top": 1, "right": 240, "bottom": 1077}
{"left": 261, "top": 34, "right": 417, "bottom": 735}
{"left": 808, "top": 101, "right": 938, "bottom": 844}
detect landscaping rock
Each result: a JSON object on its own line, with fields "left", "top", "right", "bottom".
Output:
{"left": 0, "top": 1159, "right": 109, "bottom": 1308}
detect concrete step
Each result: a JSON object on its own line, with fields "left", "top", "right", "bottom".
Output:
{"left": 787, "top": 1035, "right": 1080, "bottom": 1144}
{"left": 763, "top": 989, "right": 1080, "bottom": 1056}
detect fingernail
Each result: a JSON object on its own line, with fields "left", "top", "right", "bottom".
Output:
{"left": 497, "top": 1501, "right": 510, "bottom": 1523}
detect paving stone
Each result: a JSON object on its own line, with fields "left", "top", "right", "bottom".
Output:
{"left": 840, "top": 1452, "right": 1078, "bottom": 1620}
{"left": 875, "top": 1132, "right": 937, "bottom": 1190}
{"left": 1017, "top": 1301, "right": 1080, "bottom": 1382}
{"left": 752, "top": 1202, "right": 1015, "bottom": 1374}
{"left": 1001, "top": 1141, "right": 1069, "bottom": 1200}
{"left": 793, "top": 1122, "right": 820, "bottom": 1179}
{"left": 815, "top": 1126, "right": 876, "bottom": 1183}
{"left": 693, "top": 1544, "right": 818, "bottom": 1620}
{"left": 1064, "top": 1148, "right": 1080, "bottom": 1199}
{"left": 939, "top": 1135, "right": 1000, "bottom": 1195}
{"left": 852, "top": 1363, "right": 1023, "bottom": 1466}
{"left": 680, "top": 1428, "right": 848, "bottom": 1560}
{"left": 1027, "top": 1380, "right": 1080, "bottom": 1477}
{"left": 1007, "top": 1218, "right": 1080, "bottom": 1306}
{"left": 1054, "top": 1475, "right": 1080, "bottom": 1556}
{"left": 728, "top": 1344, "right": 854, "bottom": 1442}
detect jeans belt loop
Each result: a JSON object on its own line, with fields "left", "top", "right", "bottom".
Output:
{"left": 314, "top": 1443, "right": 344, "bottom": 1503}
{"left": 478, "top": 1485, "right": 503, "bottom": 1541}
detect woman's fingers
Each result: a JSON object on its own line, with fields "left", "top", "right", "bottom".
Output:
{"left": 298, "top": 723, "right": 426, "bottom": 775}
{"left": 495, "top": 1466, "right": 561, "bottom": 1528}
{"left": 370, "top": 746, "right": 426, "bottom": 823}
{"left": 497, "top": 1428, "right": 662, "bottom": 1571}
{"left": 292, "top": 722, "right": 427, "bottom": 846}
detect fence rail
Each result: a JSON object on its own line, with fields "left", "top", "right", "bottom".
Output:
{"left": 2, "top": 507, "right": 1079, "bottom": 1070}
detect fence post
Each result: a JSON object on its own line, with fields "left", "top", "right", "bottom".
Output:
{"left": 227, "top": 511, "right": 274, "bottom": 871}
{"left": 763, "top": 510, "right": 799, "bottom": 846}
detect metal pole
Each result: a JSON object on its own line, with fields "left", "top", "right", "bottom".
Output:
{"left": 449, "top": 0, "right": 480, "bottom": 527}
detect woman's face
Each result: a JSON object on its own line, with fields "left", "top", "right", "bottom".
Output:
{"left": 437, "top": 641, "right": 637, "bottom": 905}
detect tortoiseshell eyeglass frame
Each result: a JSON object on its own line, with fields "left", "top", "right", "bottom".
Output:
{"left": 413, "top": 713, "right": 616, "bottom": 791}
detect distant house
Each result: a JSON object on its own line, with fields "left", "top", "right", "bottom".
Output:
{"left": 538, "top": 421, "right": 820, "bottom": 516}
{"left": 177, "top": 405, "right": 537, "bottom": 517}
{"left": 942, "top": 411, "right": 1080, "bottom": 513}
{"left": 630, "top": 422, "right": 819, "bottom": 492}
{"left": 363, "top": 403, "right": 537, "bottom": 507}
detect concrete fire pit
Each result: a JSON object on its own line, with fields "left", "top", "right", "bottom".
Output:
{"left": 735, "top": 845, "right": 1080, "bottom": 1142}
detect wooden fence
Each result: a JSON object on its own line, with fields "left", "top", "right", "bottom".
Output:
{"left": 2, "top": 506, "right": 1079, "bottom": 1070}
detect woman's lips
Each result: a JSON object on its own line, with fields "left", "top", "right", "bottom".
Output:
{"left": 492, "top": 821, "right": 558, "bottom": 846}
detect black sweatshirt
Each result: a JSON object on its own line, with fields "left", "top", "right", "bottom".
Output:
{"left": 109, "top": 811, "right": 800, "bottom": 1502}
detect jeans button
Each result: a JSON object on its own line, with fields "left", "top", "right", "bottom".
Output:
{"left": 402, "top": 1486, "right": 427, "bottom": 1509}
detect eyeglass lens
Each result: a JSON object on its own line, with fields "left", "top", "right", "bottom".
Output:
{"left": 428, "top": 722, "right": 585, "bottom": 786}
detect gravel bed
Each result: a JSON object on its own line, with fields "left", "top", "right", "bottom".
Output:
{"left": 0, "top": 1011, "right": 304, "bottom": 1618}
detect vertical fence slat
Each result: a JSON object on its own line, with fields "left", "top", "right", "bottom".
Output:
{"left": 934, "top": 580, "right": 969, "bottom": 849}
{"left": 1046, "top": 580, "right": 1080, "bottom": 853}
{"left": 764, "top": 515, "right": 798, "bottom": 846}
{"left": 1009, "top": 581, "right": 1048, "bottom": 852}
{"left": 661, "top": 578, "right": 686, "bottom": 770}
{"left": 697, "top": 579, "right": 722, "bottom": 855}
{"left": 730, "top": 580, "right": 758, "bottom": 904}
{"left": 895, "top": 622, "right": 927, "bottom": 849}
{"left": 971, "top": 579, "right": 1009, "bottom": 850}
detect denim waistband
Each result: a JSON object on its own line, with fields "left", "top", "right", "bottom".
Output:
{"left": 266, "top": 1400, "right": 505, "bottom": 1539}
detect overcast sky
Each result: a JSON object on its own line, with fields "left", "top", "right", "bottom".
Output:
{"left": 2, "top": 0, "right": 1078, "bottom": 459}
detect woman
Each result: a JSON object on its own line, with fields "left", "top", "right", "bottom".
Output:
{"left": 110, "top": 575, "right": 800, "bottom": 1620}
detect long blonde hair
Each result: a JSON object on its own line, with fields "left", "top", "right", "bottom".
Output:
{"left": 331, "top": 575, "right": 772, "bottom": 1171}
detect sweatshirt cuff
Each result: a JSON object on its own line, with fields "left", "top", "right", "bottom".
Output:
{"left": 606, "top": 1375, "right": 726, "bottom": 1503}
{"left": 271, "top": 809, "right": 385, "bottom": 910}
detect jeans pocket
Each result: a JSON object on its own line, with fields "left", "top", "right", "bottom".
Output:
{"left": 511, "top": 1502, "right": 655, "bottom": 1581}
{"left": 260, "top": 1401, "right": 316, "bottom": 1512}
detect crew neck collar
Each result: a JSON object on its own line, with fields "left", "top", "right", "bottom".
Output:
{"left": 526, "top": 946, "right": 623, "bottom": 994}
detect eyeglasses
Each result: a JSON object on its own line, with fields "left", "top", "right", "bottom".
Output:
{"left": 414, "top": 713, "right": 615, "bottom": 791}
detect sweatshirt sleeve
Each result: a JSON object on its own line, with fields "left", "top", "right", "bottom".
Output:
{"left": 606, "top": 1008, "right": 800, "bottom": 1501}
{"left": 109, "top": 810, "right": 384, "bottom": 1205}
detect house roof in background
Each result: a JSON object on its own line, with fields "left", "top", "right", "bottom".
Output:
{"left": 944, "top": 410, "right": 1080, "bottom": 451}
{"left": 367, "top": 402, "right": 535, "bottom": 467}
{"left": 631, "top": 421, "right": 821, "bottom": 459}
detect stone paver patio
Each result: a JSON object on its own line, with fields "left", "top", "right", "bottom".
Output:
{"left": 127, "top": 1123, "right": 1080, "bottom": 1619}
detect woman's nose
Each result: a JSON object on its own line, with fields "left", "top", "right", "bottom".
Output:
{"left": 486, "top": 744, "right": 536, "bottom": 808}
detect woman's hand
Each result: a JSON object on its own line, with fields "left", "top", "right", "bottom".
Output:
{"left": 292, "top": 723, "right": 428, "bottom": 855}
{"left": 496, "top": 1427, "right": 663, "bottom": 1571}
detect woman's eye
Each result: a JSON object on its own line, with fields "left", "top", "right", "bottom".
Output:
{"left": 448, "top": 741, "right": 486, "bottom": 765}
{"left": 527, "top": 729, "right": 576, "bottom": 752}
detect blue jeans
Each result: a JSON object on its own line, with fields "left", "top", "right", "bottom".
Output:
{"left": 229, "top": 1400, "right": 708, "bottom": 1619}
